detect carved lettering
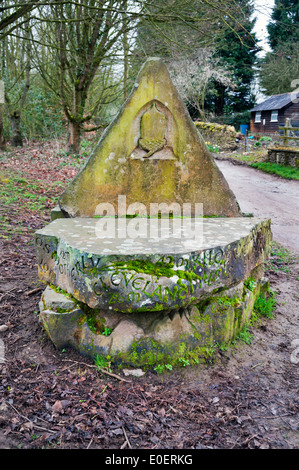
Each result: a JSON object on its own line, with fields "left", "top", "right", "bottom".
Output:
{"left": 35, "top": 236, "right": 52, "bottom": 255}
{"left": 93, "top": 277, "right": 110, "bottom": 295}
{"left": 163, "top": 285, "right": 178, "bottom": 301}
{"left": 111, "top": 273, "right": 121, "bottom": 286}
{"left": 132, "top": 276, "right": 145, "bottom": 290}
{"left": 177, "top": 284, "right": 188, "bottom": 299}
{"left": 37, "top": 241, "right": 227, "bottom": 310}
{"left": 107, "top": 291, "right": 142, "bottom": 304}
{"left": 128, "top": 292, "right": 141, "bottom": 302}
{"left": 122, "top": 272, "right": 135, "bottom": 287}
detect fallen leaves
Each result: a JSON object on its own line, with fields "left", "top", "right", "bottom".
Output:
{"left": 0, "top": 138, "right": 298, "bottom": 450}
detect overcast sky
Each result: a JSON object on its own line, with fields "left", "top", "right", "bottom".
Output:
{"left": 250, "top": 1, "right": 275, "bottom": 101}
{"left": 252, "top": 0, "right": 275, "bottom": 56}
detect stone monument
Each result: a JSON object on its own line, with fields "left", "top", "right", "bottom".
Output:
{"left": 35, "top": 58, "right": 272, "bottom": 368}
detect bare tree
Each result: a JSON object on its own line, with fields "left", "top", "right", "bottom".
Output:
{"left": 1, "top": 1, "right": 258, "bottom": 151}
{"left": 169, "top": 50, "right": 235, "bottom": 120}
{"left": 30, "top": 1, "right": 135, "bottom": 153}
{"left": 2, "top": 11, "right": 31, "bottom": 147}
{"left": 0, "top": 1, "right": 41, "bottom": 38}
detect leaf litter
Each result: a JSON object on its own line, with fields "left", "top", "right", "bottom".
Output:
{"left": 0, "top": 139, "right": 298, "bottom": 449}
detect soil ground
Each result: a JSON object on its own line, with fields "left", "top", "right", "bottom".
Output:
{"left": 0, "top": 140, "right": 298, "bottom": 451}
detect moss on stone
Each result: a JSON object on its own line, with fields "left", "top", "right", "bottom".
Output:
{"left": 103, "top": 258, "right": 205, "bottom": 284}
{"left": 41, "top": 268, "right": 272, "bottom": 370}
{"left": 49, "top": 283, "right": 77, "bottom": 302}
{"left": 110, "top": 336, "right": 216, "bottom": 371}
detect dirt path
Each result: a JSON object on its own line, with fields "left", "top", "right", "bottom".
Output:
{"left": 217, "top": 160, "right": 299, "bottom": 254}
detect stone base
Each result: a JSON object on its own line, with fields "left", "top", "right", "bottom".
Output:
{"left": 35, "top": 216, "right": 272, "bottom": 367}
{"left": 39, "top": 270, "right": 269, "bottom": 367}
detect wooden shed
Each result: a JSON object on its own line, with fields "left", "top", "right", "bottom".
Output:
{"left": 250, "top": 92, "right": 299, "bottom": 134}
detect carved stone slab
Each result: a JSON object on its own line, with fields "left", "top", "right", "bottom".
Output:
{"left": 35, "top": 217, "right": 271, "bottom": 313}
{"left": 59, "top": 58, "right": 241, "bottom": 218}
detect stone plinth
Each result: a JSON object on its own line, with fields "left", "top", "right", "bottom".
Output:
{"left": 39, "top": 276, "right": 269, "bottom": 365}
{"left": 35, "top": 217, "right": 272, "bottom": 364}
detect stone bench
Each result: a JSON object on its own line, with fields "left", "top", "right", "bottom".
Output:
{"left": 36, "top": 217, "right": 271, "bottom": 363}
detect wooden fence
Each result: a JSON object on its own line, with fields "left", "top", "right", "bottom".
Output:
{"left": 279, "top": 118, "right": 299, "bottom": 146}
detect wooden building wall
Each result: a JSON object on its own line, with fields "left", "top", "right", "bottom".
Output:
{"left": 284, "top": 101, "right": 299, "bottom": 127}
{"left": 250, "top": 101, "right": 299, "bottom": 134}
{"left": 250, "top": 110, "right": 282, "bottom": 133}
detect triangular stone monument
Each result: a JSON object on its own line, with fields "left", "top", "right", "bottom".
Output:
{"left": 59, "top": 57, "right": 241, "bottom": 218}
{"left": 34, "top": 58, "right": 272, "bottom": 366}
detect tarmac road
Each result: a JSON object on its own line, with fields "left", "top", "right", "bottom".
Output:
{"left": 216, "top": 160, "right": 299, "bottom": 254}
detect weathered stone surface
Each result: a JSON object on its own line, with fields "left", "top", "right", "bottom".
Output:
{"left": 38, "top": 273, "right": 268, "bottom": 363}
{"left": 51, "top": 205, "right": 65, "bottom": 221}
{"left": 151, "top": 311, "right": 193, "bottom": 343}
{"left": 41, "top": 286, "right": 77, "bottom": 312}
{"left": 39, "top": 308, "right": 84, "bottom": 350}
{"left": 38, "top": 286, "right": 84, "bottom": 349}
{"left": 79, "top": 321, "right": 113, "bottom": 356}
{"left": 59, "top": 58, "right": 241, "bottom": 218}
{"left": 109, "top": 320, "right": 144, "bottom": 355}
{"left": 34, "top": 217, "right": 271, "bottom": 313}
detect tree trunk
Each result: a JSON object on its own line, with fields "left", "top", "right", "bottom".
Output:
{"left": 214, "top": 83, "right": 225, "bottom": 116}
{"left": 67, "top": 87, "right": 84, "bottom": 154}
{"left": 0, "top": 105, "right": 6, "bottom": 150}
{"left": 68, "top": 120, "right": 81, "bottom": 154}
{"left": 10, "top": 111, "right": 23, "bottom": 147}
{"left": 5, "top": 15, "right": 30, "bottom": 149}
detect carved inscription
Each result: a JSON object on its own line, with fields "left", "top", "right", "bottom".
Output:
{"left": 35, "top": 236, "right": 56, "bottom": 283}
{"left": 38, "top": 245, "right": 227, "bottom": 309}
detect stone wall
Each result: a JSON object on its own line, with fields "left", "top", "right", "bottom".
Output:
{"left": 267, "top": 147, "right": 299, "bottom": 167}
{"left": 194, "top": 121, "right": 238, "bottom": 151}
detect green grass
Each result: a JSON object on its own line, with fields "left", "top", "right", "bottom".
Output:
{"left": 250, "top": 162, "right": 299, "bottom": 180}
{"left": 271, "top": 242, "right": 293, "bottom": 263}
{"left": 253, "top": 290, "right": 277, "bottom": 319}
{"left": 0, "top": 174, "right": 53, "bottom": 212}
{"left": 94, "top": 354, "right": 112, "bottom": 373}
{"left": 267, "top": 241, "right": 296, "bottom": 273}
{"left": 236, "top": 324, "right": 254, "bottom": 345}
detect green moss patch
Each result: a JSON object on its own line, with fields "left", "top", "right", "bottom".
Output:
{"left": 108, "top": 259, "right": 207, "bottom": 284}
